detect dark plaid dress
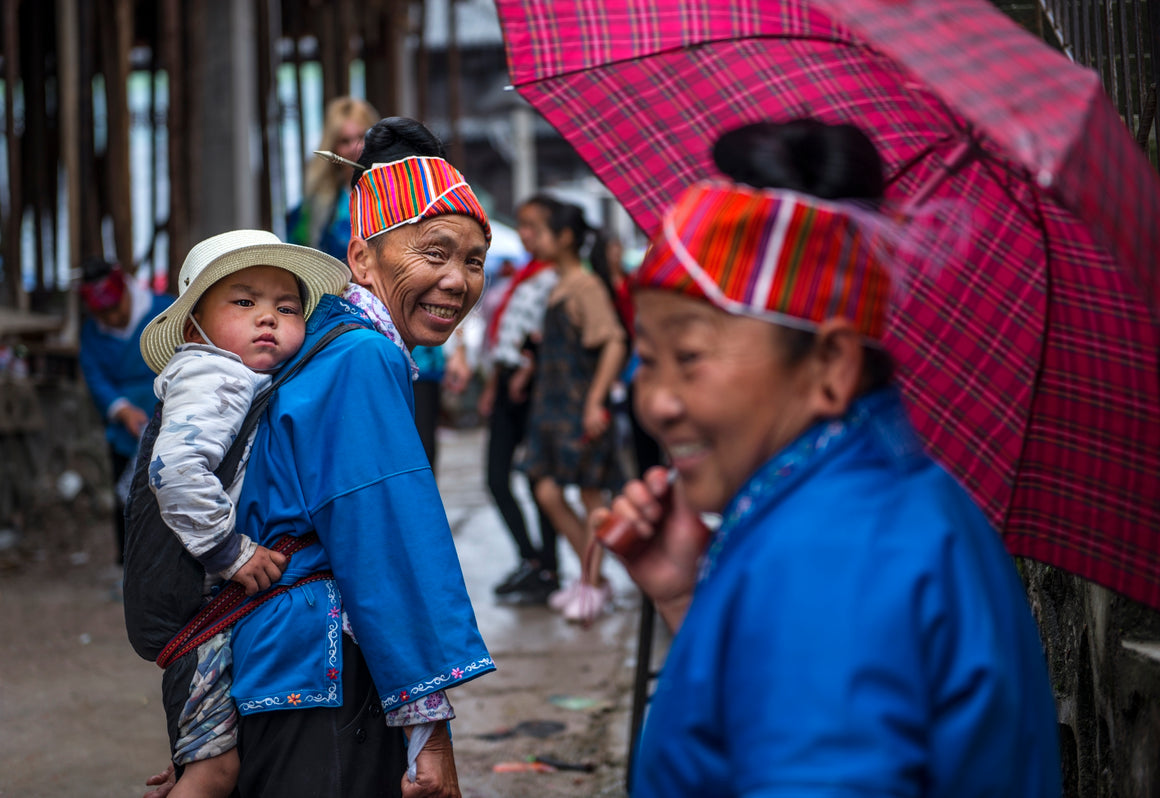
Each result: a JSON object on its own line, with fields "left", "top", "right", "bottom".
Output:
{"left": 520, "top": 296, "right": 625, "bottom": 492}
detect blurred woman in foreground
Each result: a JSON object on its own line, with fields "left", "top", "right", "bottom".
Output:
{"left": 592, "top": 119, "right": 1061, "bottom": 797}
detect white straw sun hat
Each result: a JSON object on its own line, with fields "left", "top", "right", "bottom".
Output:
{"left": 140, "top": 229, "right": 351, "bottom": 373}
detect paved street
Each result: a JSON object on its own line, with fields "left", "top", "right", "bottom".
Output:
{"left": 435, "top": 424, "right": 651, "bottom": 798}
{"left": 0, "top": 423, "right": 660, "bottom": 798}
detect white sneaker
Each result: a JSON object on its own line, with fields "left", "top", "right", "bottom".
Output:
{"left": 563, "top": 583, "right": 612, "bottom": 624}
{"left": 548, "top": 581, "right": 583, "bottom": 612}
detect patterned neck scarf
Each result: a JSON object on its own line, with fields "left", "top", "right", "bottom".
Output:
{"left": 340, "top": 284, "right": 419, "bottom": 381}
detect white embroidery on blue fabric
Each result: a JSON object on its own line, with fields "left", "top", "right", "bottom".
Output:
{"left": 379, "top": 656, "right": 496, "bottom": 708}
{"left": 235, "top": 580, "right": 343, "bottom": 713}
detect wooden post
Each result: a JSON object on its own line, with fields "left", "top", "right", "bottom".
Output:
{"left": 99, "top": 0, "right": 134, "bottom": 272}
{"left": 57, "top": 0, "right": 81, "bottom": 342}
{"left": 362, "top": 0, "right": 392, "bottom": 115}
{"left": 77, "top": 0, "right": 101, "bottom": 260}
{"left": 161, "top": 0, "right": 188, "bottom": 285}
{"left": 23, "top": 2, "right": 47, "bottom": 297}
{"left": 2, "top": 1, "right": 23, "bottom": 309}
{"left": 294, "top": 30, "right": 306, "bottom": 181}
{"left": 255, "top": 0, "right": 274, "bottom": 231}
{"left": 447, "top": 0, "right": 465, "bottom": 167}
{"left": 416, "top": 0, "right": 429, "bottom": 122}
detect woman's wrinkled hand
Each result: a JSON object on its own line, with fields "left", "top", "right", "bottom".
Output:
{"left": 589, "top": 466, "right": 710, "bottom": 631}
{"left": 401, "top": 722, "right": 461, "bottom": 798}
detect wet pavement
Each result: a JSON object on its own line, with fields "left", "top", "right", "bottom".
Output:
{"left": 0, "top": 423, "right": 661, "bottom": 797}
{"left": 434, "top": 424, "right": 658, "bottom": 798}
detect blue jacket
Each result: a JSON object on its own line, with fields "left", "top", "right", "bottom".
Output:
{"left": 633, "top": 389, "right": 1060, "bottom": 798}
{"left": 79, "top": 292, "right": 175, "bottom": 458}
{"left": 231, "top": 294, "right": 494, "bottom": 715}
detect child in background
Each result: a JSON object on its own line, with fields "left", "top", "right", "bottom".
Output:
{"left": 519, "top": 199, "right": 628, "bottom": 623}
{"left": 136, "top": 229, "right": 350, "bottom": 798}
{"left": 483, "top": 196, "right": 562, "bottom": 604}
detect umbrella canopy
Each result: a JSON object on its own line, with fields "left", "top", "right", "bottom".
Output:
{"left": 496, "top": 0, "right": 1160, "bottom": 610}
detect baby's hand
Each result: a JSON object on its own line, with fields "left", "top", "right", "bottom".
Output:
{"left": 231, "top": 545, "right": 288, "bottom": 595}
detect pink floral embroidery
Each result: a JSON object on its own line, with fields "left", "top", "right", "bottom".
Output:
{"left": 451, "top": 668, "right": 463, "bottom": 679}
{"left": 328, "top": 607, "right": 341, "bottom": 618}
{"left": 288, "top": 693, "right": 302, "bottom": 705}
{"left": 328, "top": 668, "right": 339, "bottom": 680}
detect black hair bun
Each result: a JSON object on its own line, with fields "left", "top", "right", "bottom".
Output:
{"left": 354, "top": 117, "right": 446, "bottom": 185}
{"left": 80, "top": 256, "right": 116, "bottom": 283}
{"left": 712, "top": 119, "right": 885, "bottom": 202}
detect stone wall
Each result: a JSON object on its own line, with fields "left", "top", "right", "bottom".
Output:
{"left": 1023, "top": 561, "right": 1160, "bottom": 798}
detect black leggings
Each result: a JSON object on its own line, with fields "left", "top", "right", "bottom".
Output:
{"left": 487, "top": 369, "right": 558, "bottom": 573}
{"left": 413, "top": 379, "right": 440, "bottom": 469}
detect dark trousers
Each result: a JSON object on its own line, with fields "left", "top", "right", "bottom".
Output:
{"left": 413, "top": 379, "right": 441, "bottom": 470}
{"left": 236, "top": 635, "right": 407, "bottom": 797}
{"left": 487, "top": 369, "right": 558, "bottom": 573}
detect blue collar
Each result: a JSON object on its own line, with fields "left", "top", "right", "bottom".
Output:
{"left": 700, "top": 389, "right": 910, "bottom": 580}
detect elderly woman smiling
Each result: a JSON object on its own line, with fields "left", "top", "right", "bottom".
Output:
{"left": 592, "top": 119, "right": 1061, "bottom": 798}
{"left": 220, "top": 118, "right": 493, "bottom": 798}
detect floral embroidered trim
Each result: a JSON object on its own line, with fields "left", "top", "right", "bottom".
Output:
{"left": 384, "top": 689, "right": 455, "bottom": 727}
{"left": 236, "top": 580, "right": 342, "bottom": 714}
{"left": 340, "top": 284, "right": 419, "bottom": 381}
{"left": 379, "top": 656, "right": 496, "bottom": 710}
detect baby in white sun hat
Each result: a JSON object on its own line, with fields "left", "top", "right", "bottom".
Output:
{"left": 136, "top": 229, "right": 349, "bottom": 798}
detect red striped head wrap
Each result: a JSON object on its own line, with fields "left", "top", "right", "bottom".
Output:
{"left": 350, "top": 156, "right": 492, "bottom": 245}
{"left": 633, "top": 182, "right": 891, "bottom": 341}
{"left": 79, "top": 265, "right": 127, "bottom": 313}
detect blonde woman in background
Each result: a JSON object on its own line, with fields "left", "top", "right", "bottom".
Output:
{"left": 287, "top": 96, "right": 379, "bottom": 260}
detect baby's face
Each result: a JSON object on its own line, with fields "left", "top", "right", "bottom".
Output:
{"left": 189, "top": 265, "right": 306, "bottom": 371}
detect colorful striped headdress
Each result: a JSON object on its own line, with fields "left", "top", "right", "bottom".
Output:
{"left": 634, "top": 182, "right": 892, "bottom": 341}
{"left": 80, "top": 264, "right": 127, "bottom": 313}
{"left": 350, "top": 156, "right": 492, "bottom": 244}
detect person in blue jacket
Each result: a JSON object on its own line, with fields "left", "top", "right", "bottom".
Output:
{"left": 78, "top": 257, "right": 174, "bottom": 565}
{"left": 592, "top": 120, "right": 1062, "bottom": 797}
{"left": 144, "top": 118, "right": 495, "bottom": 798}
{"left": 231, "top": 117, "right": 494, "bottom": 798}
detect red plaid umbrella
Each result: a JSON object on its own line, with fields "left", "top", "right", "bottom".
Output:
{"left": 496, "top": 0, "right": 1160, "bottom": 610}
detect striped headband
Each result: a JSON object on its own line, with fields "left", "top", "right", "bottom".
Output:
{"left": 80, "top": 266, "right": 127, "bottom": 313}
{"left": 633, "top": 182, "right": 892, "bottom": 341}
{"left": 350, "top": 156, "right": 492, "bottom": 244}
